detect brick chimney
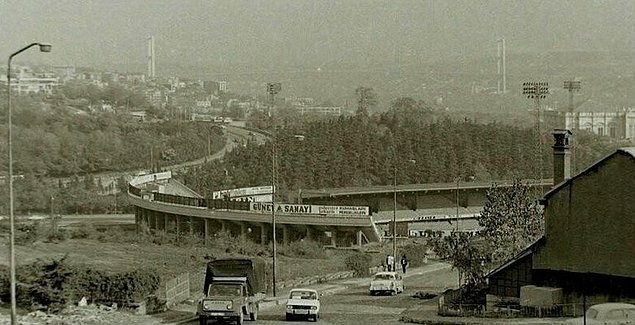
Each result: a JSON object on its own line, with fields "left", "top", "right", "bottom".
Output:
{"left": 552, "top": 129, "right": 572, "bottom": 185}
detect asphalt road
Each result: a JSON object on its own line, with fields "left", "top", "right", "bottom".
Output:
{"left": 189, "top": 265, "right": 458, "bottom": 325}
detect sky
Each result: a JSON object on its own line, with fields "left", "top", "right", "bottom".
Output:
{"left": 1, "top": 0, "right": 634, "bottom": 74}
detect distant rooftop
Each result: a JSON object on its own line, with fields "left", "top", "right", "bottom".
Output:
{"left": 301, "top": 179, "right": 553, "bottom": 199}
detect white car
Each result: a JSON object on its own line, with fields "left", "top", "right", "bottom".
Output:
{"left": 285, "top": 288, "right": 320, "bottom": 322}
{"left": 369, "top": 272, "right": 404, "bottom": 296}
{"left": 566, "top": 303, "right": 635, "bottom": 324}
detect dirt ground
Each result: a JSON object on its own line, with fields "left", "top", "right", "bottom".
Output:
{"left": 0, "top": 234, "right": 351, "bottom": 294}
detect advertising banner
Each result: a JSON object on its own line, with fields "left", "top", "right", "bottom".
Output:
{"left": 249, "top": 203, "right": 369, "bottom": 216}
{"left": 212, "top": 186, "right": 273, "bottom": 199}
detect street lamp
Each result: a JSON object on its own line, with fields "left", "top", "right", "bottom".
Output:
{"left": 392, "top": 159, "right": 415, "bottom": 272}
{"left": 266, "top": 82, "right": 281, "bottom": 296}
{"left": 7, "top": 42, "right": 52, "bottom": 325}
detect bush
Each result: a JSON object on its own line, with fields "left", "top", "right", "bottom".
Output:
{"left": 0, "top": 256, "right": 161, "bottom": 312}
{"left": 278, "top": 239, "right": 326, "bottom": 259}
{"left": 45, "top": 227, "right": 68, "bottom": 243}
{"left": 398, "top": 243, "right": 430, "bottom": 268}
{"left": 14, "top": 221, "right": 40, "bottom": 245}
{"left": 11, "top": 255, "right": 76, "bottom": 312}
{"left": 344, "top": 252, "right": 372, "bottom": 276}
{"left": 69, "top": 223, "right": 96, "bottom": 239}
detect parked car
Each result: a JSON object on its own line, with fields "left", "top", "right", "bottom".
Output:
{"left": 285, "top": 288, "right": 320, "bottom": 322}
{"left": 566, "top": 303, "right": 635, "bottom": 324}
{"left": 369, "top": 272, "right": 404, "bottom": 296}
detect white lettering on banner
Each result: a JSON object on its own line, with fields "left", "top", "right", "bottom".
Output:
{"left": 212, "top": 186, "right": 273, "bottom": 199}
{"left": 249, "top": 203, "right": 369, "bottom": 216}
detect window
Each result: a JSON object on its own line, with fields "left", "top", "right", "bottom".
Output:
{"left": 609, "top": 125, "right": 617, "bottom": 138}
{"left": 374, "top": 274, "right": 394, "bottom": 280}
{"left": 605, "top": 309, "right": 624, "bottom": 320}
{"left": 598, "top": 127, "right": 604, "bottom": 136}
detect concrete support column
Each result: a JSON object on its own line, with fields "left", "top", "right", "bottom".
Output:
{"left": 357, "top": 230, "right": 363, "bottom": 247}
{"left": 204, "top": 219, "right": 209, "bottom": 246}
{"left": 135, "top": 208, "right": 140, "bottom": 235}
{"left": 189, "top": 216, "right": 194, "bottom": 236}
{"left": 175, "top": 215, "right": 180, "bottom": 241}
{"left": 163, "top": 213, "right": 168, "bottom": 233}
{"left": 153, "top": 213, "right": 158, "bottom": 231}
{"left": 330, "top": 231, "right": 337, "bottom": 247}
{"left": 219, "top": 220, "right": 225, "bottom": 233}
{"left": 305, "top": 227, "right": 312, "bottom": 241}
{"left": 260, "top": 223, "right": 267, "bottom": 245}
{"left": 240, "top": 223, "right": 247, "bottom": 240}
{"left": 282, "top": 225, "right": 289, "bottom": 245}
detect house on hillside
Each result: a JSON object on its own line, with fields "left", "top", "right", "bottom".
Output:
{"left": 486, "top": 130, "right": 635, "bottom": 309}
{"left": 544, "top": 100, "right": 635, "bottom": 139}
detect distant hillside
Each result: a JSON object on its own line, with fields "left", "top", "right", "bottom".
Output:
{"left": 147, "top": 51, "right": 634, "bottom": 123}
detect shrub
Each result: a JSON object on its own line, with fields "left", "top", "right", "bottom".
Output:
{"left": 278, "top": 239, "right": 326, "bottom": 259}
{"left": 69, "top": 223, "right": 96, "bottom": 239}
{"left": 14, "top": 221, "right": 40, "bottom": 245}
{"left": 398, "top": 243, "right": 430, "bottom": 268}
{"left": 45, "top": 227, "right": 68, "bottom": 243}
{"left": 0, "top": 256, "right": 161, "bottom": 312}
{"left": 344, "top": 252, "right": 372, "bottom": 276}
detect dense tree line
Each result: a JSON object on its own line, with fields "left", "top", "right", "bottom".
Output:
{"left": 0, "top": 97, "right": 225, "bottom": 176}
{"left": 184, "top": 95, "right": 626, "bottom": 198}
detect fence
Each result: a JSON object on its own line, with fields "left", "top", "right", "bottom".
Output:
{"left": 164, "top": 273, "right": 190, "bottom": 308}
{"left": 439, "top": 302, "right": 587, "bottom": 318}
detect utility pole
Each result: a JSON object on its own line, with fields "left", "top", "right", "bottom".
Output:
{"left": 563, "top": 80, "right": 581, "bottom": 172}
{"left": 266, "top": 82, "right": 281, "bottom": 296}
{"left": 523, "top": 82, "right": 549, "bottom": 185}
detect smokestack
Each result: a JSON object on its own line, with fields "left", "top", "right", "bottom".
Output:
{"left": 552, "top": 129, "right": 572, "bottom": 185}
{"left": 147, "top": 36, "right": 155, "bottom": 79}
{"left": 497, "top": 38, "right": 506, "bottom": 94}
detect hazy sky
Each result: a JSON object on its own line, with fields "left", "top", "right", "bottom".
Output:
{"left": 2, "top": 0, "right": 634, "bottom": 73}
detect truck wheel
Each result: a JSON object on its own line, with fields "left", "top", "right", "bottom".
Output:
{"left": 286, "top": 313, "right": 292, "bottom": 321}
{"left": 198, "top": 316, "right": 207, "bottom": 325}
{"left": 249, "top": 305, "right": 258, "bottom": 321}
{"left": 236, "top": 313, "right": 244, "bottom": 325}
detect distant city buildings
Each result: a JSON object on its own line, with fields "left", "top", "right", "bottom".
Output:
{"left": 297, "top": 106, "right": 342, "bottom": 116}
{"left": 545, "top": 100, "right": 635, "bottom": 140}
{"left": 1, "top": 66, "right": 60, "bottom": 95}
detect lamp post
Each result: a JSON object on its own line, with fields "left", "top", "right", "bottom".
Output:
{"left": 392, "top": 159, "right": 415, "bottom": 272}
{"left": 7, "top": 42, "right": 52, "bottom": 325}
{"left": 266, "top": 82, "right": 281, "bottom": 296}
{"left": 455, "top": 177, "right": 460, "bottom": 233}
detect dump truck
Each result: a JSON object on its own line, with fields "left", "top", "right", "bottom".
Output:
{"left": 196, "top": 258, "right": 267, "bottom": 325}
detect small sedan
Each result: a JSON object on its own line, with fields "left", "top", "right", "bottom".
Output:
{"left": 369, "top": 272, "right": 404, "bottom": 296}
{"left": 566, "top": 303, "right": 635, "bottom": 324}
{"left": 285, "top": 288, "right": 320, "bottom": 322}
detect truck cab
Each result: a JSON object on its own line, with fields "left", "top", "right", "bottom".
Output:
{"left": 196, "top": 259, "right": 266, "bottom": 325}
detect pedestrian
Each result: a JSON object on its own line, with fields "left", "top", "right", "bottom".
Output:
{"left": 400, "top": 255, "right": 409, "bottom": 274}
{"left": 386, "top": 254, "right": 394, "bottom": 272}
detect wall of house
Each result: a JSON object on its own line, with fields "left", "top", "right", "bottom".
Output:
{"left": 533, "top": 152, "right": 635, "bottom": 278}
{"left": 488, "top": 254, "right": 533, "bottom": 298}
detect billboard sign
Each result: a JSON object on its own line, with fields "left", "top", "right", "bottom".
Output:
{"left": 249, "top": 203, "right": 369, "bottom": 216}
{"left": 212, "top": 186, "right": 273, "bottom": 200}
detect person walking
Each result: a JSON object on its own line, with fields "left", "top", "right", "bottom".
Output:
{"left": 386, "top": 254, "right": 394, "bottom": 272}
{"left": 400, "top": 255, "right": 409, "bottom": 274}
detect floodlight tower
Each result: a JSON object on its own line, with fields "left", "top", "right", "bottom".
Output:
{"left": 523, "top": 82, "right": 549, "bottom": 183}
{"left": 266, "top": 82, "right": 281, "bottom": 296}
{"left": 563, "top": 80, "right": 581, "bottom": 113}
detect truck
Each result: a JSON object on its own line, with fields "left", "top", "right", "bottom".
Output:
{"left": 196, "top": 258, "right": 267, "bottom": 325}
